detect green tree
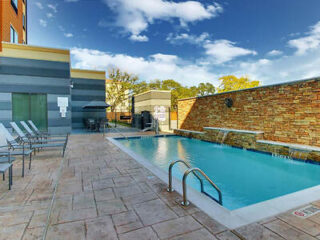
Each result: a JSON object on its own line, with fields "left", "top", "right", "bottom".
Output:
{"left": 217, "top": 75, "right": 260, "bottom": 93}
{"left": 197, "top": 83, "right": 215, "bottom": 96}
{"left": 106, "top": 68, "right": 139, "bottom": 124}
{"left": 132, "top": 81, "right": 149, "bottom": 95}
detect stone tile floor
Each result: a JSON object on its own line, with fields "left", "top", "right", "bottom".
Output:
{"left": 0, "top": 132, "right": 320, "bottom": 239}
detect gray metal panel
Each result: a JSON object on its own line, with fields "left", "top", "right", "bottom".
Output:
{"left": 0, "top": 102, "right": 11, "bottom": 110}
{"left": 0, "top": 93, "right": 11, "bottom": 101}
{"left": 48, "top": 111, "right": 71, "bottom": 120}
{"left": 72, "top": 107, "right": 105, "bottom": 112}
{"left": 48, "top": 126, "right": 71, "bottom": 134}
{"left": 72, "top": 95, "right": 105, "bottom": 101}
{"left": 72, "top": 83, "right": 106, "bottom": 91}
{"left": 0, "top": 110, "right": 12, "bottom": 119}
{"left": 72, "top": 78, "right": 106, "bottom": 85}
{"left": 0, "top": 75, "right": 70, "bottom": 87}
{"left": 48, "top": 118, "right": 71, "bottom": 127}
{"left": 47, "top": 94, "right": 70, "bottom": 102}
{"left": 71, "top": 89, "right": 105, "bottom": 96}
{"left": 0, "top": 84, "right": 70, "bottom": 94}
{"left": 0, "top": 57, "right": 70, "bottom": 78}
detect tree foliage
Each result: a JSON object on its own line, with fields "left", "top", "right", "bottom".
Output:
{"left": 106, "top": 68, "right": 138, "bottom": 112}
{"left": 217, "top": 75, "right": 260, "bottom": 93}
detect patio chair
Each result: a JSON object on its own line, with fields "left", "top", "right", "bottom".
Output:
{"left": 27, "top": 120, "right": 66, "bottom": 138}
{"left": 0, "top": 123, "right": 32, "bottom": 177}
{"left": 0, "top": 154, "right": 13, "bottom": 190}
{"left": 20, "top": 121, "right": 66, "bottom": 143}
{"left": 10, "top": 122, "right": 69, "bottom": 158}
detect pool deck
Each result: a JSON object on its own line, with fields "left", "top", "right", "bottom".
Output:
{"left": 1, "top": 131, "right": 320, "bottom": 239}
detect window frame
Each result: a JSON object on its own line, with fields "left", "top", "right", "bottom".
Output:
{"left": 23, "top": 13, "right": 26, "bottom": 30}
{"left": 10, "top": 25, "right": 19, "bottom": 44}
{"left": 11, "top": 0, "right": 18, "bottom": 13}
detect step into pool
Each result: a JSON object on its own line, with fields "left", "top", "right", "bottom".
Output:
{"left": 116, "top": 135, "right": 320, "bottom": 210}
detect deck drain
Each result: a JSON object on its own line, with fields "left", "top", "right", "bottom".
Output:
{"left": 292, "top": 205, "right": 320, "bottom": 218}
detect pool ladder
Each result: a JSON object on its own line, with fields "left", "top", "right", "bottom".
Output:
{"left": 167, "top": 160, "right": 222, "bottom": 206}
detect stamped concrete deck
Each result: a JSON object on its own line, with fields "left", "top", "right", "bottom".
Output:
{"left": 1, "top": 132, "right": 320, "bottom": 239}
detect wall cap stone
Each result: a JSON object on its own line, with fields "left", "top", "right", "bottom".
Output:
{"left": 204, "top": 127, "right": 264, "bottom": 135}
{"left": 174, "top": 129, "right": 204, "bottom": 134}
{"left": 257, "top": 140, "right": 320, "bottom": 152}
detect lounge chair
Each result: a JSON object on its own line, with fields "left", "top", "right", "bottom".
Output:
{"left": 0, "top": 123, "right": 32, "bottom": 177}
{"left": 0, "top": 154, "right": 13, "bottom": 190}
{"left": 10, "top": 122, "right": 69, "bottom": 157}
{"left": 28, "top": 120, "right": 66, "bottom": 138}
{"left": 20, "top": 121, "right": 66, "bottom": 143}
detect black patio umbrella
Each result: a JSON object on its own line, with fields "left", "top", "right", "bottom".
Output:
{"left": 82, "top": 101, "right": 110, "bottom": 109}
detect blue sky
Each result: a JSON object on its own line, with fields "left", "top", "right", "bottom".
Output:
{"left": 29, "top": 0, "right": 320, "bottom": 86}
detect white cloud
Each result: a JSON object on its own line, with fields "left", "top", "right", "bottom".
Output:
{"left": 267, "top": 50, "right": 283, "bottom": 56}
{"left": 204, "top": 40, "right": 257, "bottom": 64}
{"left": 71, "top": 48, "right": 218, "bottom": 85}
{"left": 288, "top": 21, "right": 320, "bottom": 55}
{"left": 48, "top": 4, "right": 58, "bottom": 13}
{"left": 65, "top": 0, "right": 79, "bottom": 2}
{"left": 102, "top": 0, "right": 222, "bottom": 41}
{"left": 46, "top": 13, "right": 53, "bottom": 18}
{"left": 129, "top": 34, "right": 149, "bottom": 42}
{"left": 64, "top": 33, "right": 74, "bottom": 38}
{"left": 39, "top": 19, "right": 47, "bottom": 27}
{"left": 166, "top": 32, "right": 210, "bottom": 45}
{"left": 35, "top": 2, "right": 43, "bottom": 9}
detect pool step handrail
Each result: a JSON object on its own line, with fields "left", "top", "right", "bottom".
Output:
{"left": 181, "top": 167, "right": 222, "bottom": 206}
{"left": 167, "top": 160, "right": 204, "bottom": 193}
{"left": 167, "top": 160, "right": 222, "bottom": 206}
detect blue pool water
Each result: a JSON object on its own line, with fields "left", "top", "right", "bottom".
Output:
{"left": 117, "top": 136, "right": 320, "bottom": 210}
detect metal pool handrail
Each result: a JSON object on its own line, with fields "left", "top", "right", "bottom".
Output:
{"left": 167, "top": 159, "right": 203, "bottom": 192}
{"left": 181, "top": 167, "right": 222, "bottom": 206}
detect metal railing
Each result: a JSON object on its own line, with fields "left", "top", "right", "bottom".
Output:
{"left": 181, "top": 167, "right": 222, "bottom": 206}
{"left": 167, "top": 160, "right": 222, "bottom": 207}
{"left": 106, "top": 123, "right": 128, "bottom": 140}
{"left": 167, "top": 160, "right": 203, "bottom": 192}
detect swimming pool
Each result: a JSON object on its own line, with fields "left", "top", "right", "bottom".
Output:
{"left": 116, "top": 135, "right": 320, "bottom": 210}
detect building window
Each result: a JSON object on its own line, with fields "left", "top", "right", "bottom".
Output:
{"left": 23, "top": 14, "right": 25, "bottom": 29}
{"left": 11, "top": 0, "right": 18, "bottom": 13}
{"left": 10, "top": 26, "right": 18, "bottom": 44}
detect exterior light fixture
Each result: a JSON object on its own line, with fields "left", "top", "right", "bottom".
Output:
{"left": 224, "top": 98, "right": 233, "bottom": 108}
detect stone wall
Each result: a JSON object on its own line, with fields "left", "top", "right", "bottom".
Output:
{"left": 178, "top": 78, "right": 320, "bottom": 147}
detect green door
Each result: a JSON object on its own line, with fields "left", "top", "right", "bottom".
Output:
{"left": 12, "top": 93, "right": 48, "bottom": 130}
{"left": 30, "top": 94, "right": 48, "bottom": 130}
{"left": 12, "top": 93, "right": 30, "bottom": 124}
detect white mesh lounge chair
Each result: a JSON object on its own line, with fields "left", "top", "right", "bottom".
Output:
{"left": 10, "top": 122, "right": 69, "bottom": 158}
{"left": 20, "top": 121, "right": 66, "bottom": 143}
{"left": 0, "top": 123, "right": 32, "bottom": 177}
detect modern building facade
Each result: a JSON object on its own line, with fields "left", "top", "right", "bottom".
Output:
{"left": 71, "top": 69, "right": 106, "bottom": 129}
{"left": 0, "top": 42, "right": 106, "bottom": 134}
{"left": 0, "top": 0, "right": 27, "bottom": 51}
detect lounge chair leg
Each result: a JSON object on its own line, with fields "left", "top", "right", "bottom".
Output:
{"left": 22, "top": 154, "right": 25, "bottom": 177}
{"left": 9, "top": 166, "right": 12, "bottom": 190}
{"left": 29, "top": 152, "right": 32, "bottom": 170}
